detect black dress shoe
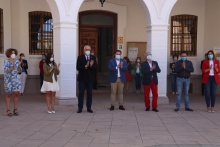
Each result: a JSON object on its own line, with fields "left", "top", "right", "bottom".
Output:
{"left": 152, "top": 108, "right": 159, "bottom": 112}
{"left": 110, "top": 106, "right": 114, "bottom": 111}
{"left": 119, "top": 105, "right": 125, "bottom": 110}
{"left": 87, "top": 109, "right": 93, "bottom": 113}
{"left": 145, "top": 108, "right": 150, "bottom": 111}
{"left": 77, "top": 109, "right": 82, "bottom": 113}
{"left": 174, "top": 108, "right": 179, "bottom": 112}
{"left": 185, "top": 108, "right": 193, "bottom": 111}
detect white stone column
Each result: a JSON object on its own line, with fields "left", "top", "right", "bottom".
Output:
{"left": 53, "top": 22, "right": 78, "bottom": 105}
{"left": 147, "top": 25, "right": 169, "bottom": 104}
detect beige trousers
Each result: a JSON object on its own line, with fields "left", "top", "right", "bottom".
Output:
{"left": 110, "top": 78, "right": 124, "bottom": 106}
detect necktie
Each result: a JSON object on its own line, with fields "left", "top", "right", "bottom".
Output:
{"left": 86, "top": 56, "right": 89, "bottom": 62}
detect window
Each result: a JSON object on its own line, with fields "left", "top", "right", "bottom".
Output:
{"left": 29, "top": 11, "right": 53, "bottom": 55}
{"left": 170, "top": 15, "right": 197, "bottom": 56}
{"left": 0, "top": 8, "right": 3, "bottom": 54}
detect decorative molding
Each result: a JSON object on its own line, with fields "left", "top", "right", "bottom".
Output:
{"left": 152, "top": 0, "right": 166, "bottom": 19}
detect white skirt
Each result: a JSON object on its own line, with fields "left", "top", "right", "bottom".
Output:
{"left": 41, "top": 74, "right": 59, "bottom": 92}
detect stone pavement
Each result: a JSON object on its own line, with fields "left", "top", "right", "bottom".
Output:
{"left": 0, "top": 92, "right": 220, "bottom": 147}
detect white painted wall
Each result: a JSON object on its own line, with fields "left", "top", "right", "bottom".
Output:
{"left": 10, "top": 0, "right": 50, "bottom": 75}
{"left": 0, "top": 0, "right": 11, "bottom": 74}
{"left": 169, "top": 0, "right": 206, "bottom": 75}
{"left": 204, "top": 0, "right": 220, "bottom": 54}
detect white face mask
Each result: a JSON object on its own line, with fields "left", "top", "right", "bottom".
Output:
{"left": 11, "top": 54, "right": 16, "bottom": 59}
{"left": 146, "top": 55, "right": 152, "bottom": 60}
{"left": 137, "top": 59, "right": 140, "bottom": 62}
{"left": 50, "top": 58, "right": 54, "bottom": 62}
{"left": 85, "top": 51, "right": 90, "bottom": 55}
{"left": 21, "top": 56, "right": 25, "bottom": 60}
{"left": 115, "top": 55, "right": 121, "bottom": 60}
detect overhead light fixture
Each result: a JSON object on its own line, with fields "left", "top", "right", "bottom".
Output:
{"left": 99, "top": 0, "right": 105, "bottom": 7}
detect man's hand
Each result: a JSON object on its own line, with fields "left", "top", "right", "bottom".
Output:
{"left": 89, "top": 60, "right": 94, "bottom": 66}
{"left": 182, "top": 62, "right": 186, "bottom": 69}
{"left": 85, "top": 61, "right": 90, "bottom": 68}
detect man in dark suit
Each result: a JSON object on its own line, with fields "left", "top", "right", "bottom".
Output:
{"left": 76, "top": 45, "right": 97, "bottom": 113}
{"left": 108, "top": 50, "right": 127, "bottom": 111}
{"left": 141, "top": 52, "right": 161, "bottom": 112}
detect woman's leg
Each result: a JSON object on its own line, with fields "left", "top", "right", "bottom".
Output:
{"left": 46, "top": 91, "right": 52, "bottom": 111}
{"left": 51, "top": 92, "right": 56, "bottom": 111}
{"left": 6, "top": 93, "right": 11, "bottom": 111}
{"left": 13, "top": 91, "right": 19, "bottom": 115}
{"left": 22, "top": 73, "right": 27, "bottom": 94}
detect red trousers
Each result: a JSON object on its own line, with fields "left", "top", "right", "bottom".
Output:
{"left": 143, "top": 79, "right": 158, "bottom": 109}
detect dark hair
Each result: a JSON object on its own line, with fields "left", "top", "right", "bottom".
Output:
{"left": 5, "top": 48, "right": 18, "bottom": 58}
{"left": 42, "top": 54, "right": 46, "bottom": 56}
{"left": 181, "top": 51, "right": 187, "bottom": 55}
{"left": 172, "top": 54, "right": 178, "bottom": 60}
{"left": 207, "top": 50, "right": 216, "bottom": 60}
{"left": 45, "top": 52, "right": 54, "bottom": 65}
{"left": 123, "top": 56, "right": 131, "bottom": 65}
{"left": 135, "top": 57, "right": 141, "bottom": 63}
{"left": 20, "top": 53, "right": 24, "bottom": 57}
{"left": 115, "top": 50, "right": 122, "bottom": 54}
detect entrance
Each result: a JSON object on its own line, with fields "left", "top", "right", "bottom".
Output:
{"left": 79, "top": 11, "right": 117, "bottom": 88}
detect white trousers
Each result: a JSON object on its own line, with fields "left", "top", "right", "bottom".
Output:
{"left": 20, "top": 72, "right": 27, "bottom": 93}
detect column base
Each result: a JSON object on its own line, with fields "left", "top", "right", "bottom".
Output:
{"left": 55, "top": 97, "right": 78, "bottom": 106}
{"left": 157, "top": 96, "right": 169, "bottom": 105}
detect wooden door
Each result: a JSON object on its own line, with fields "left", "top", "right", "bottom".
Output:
{"left": 79, "top": 28, "right": 98, "bottom": 56}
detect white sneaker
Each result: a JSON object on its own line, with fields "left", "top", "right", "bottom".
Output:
{"left": 47, "top": 110, "right": 52, "bottom": 114}
{"left": 52, "top": 111, "right": 55, "bottom": 114}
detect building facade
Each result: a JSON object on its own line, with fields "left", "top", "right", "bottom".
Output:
{"left": 0, "top": 0, "right": 220, "bottom": 105}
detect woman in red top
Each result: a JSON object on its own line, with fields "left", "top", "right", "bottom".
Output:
{"left": 202, "top": 50, "right": 220, "bottom": 112}
{"left": 39, "top": 54, "right": 46, "bottom": 94}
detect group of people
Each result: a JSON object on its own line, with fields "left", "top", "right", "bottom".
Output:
{"left": 4, "top": 48, "right": 60, "bottom": 116}
{"left": 3, "top": 46, "right": 219, "bottom": 116}
{"left": 77, "top": 45, "right": 161, "bottom": 113}
{"left": 170, "top": 50, "right": 220, "bottom": 112}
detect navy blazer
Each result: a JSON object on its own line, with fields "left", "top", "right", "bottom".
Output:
{"left": 19, "top": 59, "right": 28, "bottom": 74}
{"left": 77, "top": 54, "right": 97, "bottom": 82}
{"left": 108, "top": 58, "right": 127, "bottom": 83}
{"left": 141, "top": 60, "right": 161, "bottom": 85}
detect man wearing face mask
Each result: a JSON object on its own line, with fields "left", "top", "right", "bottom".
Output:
{"left": 77, "top": 45, "right": 97, "bottom": 113}
{"left": 174, "top": 51, "right": 194, "bottom": 112}
{"left": 19, "top": 53, "right": 28, "bottom": 96}
{"left": 141, "top": 52, "right": 161, "bottom": 112}
{"left": 108, "top": 50, "right": 127, "bottom": 111}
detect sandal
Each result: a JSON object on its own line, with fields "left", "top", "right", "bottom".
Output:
{"left": 13, "top": 109, "right": 19, "bottom": 116}
{"left": 7, "top": 110, "right": 13, "bottom": 117}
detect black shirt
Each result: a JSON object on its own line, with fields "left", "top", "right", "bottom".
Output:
{"left": 175, "top": 60, "right": 194, "bottom": 78}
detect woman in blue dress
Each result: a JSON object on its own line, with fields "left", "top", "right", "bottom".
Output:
{"left": 4, "top": 48, "right": 21, "bottom": 116}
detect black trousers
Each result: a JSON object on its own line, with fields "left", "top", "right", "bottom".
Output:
{"left": 78, "top": 81, "right": 93, "bottom": 109}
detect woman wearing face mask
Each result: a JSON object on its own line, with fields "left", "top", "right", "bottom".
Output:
{"left": 19, "top": 53, "right": 28, "bottom": 96}
{"left": 202, "top": 50, "right": 220, "bottom": 113}
{"left": 39, "top": 54, "right": 46, "bottom": 94}
{"left": 4, "top": 48, "right": 21, "bottom": 116}
{"left": 133, "top": 57, "right": 143, "bottom": 93}
{"left": 41, "top": 53, "right": 60, "bottom": 113}
{"left": 170, "top": 54, "right": 178, "bottom": 94}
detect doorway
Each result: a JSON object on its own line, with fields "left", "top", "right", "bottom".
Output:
{"left": 79, "top": 11, "right": 117, "bottom": 88}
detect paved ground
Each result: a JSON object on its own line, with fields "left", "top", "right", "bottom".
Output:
{"left": 0, "top": 92, "right": 220, "bottom": 147}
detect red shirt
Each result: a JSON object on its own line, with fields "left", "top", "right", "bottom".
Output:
{"left": 39, "top": 60, "right": 44, "bottom": 75}
{"left": 202, "top": 59, "right": 220, "bottom": 84}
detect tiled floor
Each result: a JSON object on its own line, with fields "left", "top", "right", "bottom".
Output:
{"left": 0, "top": 92, "right": 220, "bottom": 147}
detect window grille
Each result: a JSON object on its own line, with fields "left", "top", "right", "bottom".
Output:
{"left": 171, "top": 15, "right": 197, "bottom": 56}
{"left": 0, "top": 9, "right": 3, "bottom": 54}
{"left": 29, "top": 11, "right": 53, "bottom": 55}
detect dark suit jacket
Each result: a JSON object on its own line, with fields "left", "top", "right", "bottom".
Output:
{"left": 19, "top": 59, "right": 28, "bottom": 74}
{"left": 141, "top": 60, "right": 161, "bottom": 85}
{"left": 108, "top": 58, "right": 127, "bottom": 83}
{"left": 77, "top": 54, "right": 97, "bottom": 82}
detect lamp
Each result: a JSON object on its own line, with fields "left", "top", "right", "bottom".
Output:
{"left": 99, "top": 0, "right": 105, "bottom": 7}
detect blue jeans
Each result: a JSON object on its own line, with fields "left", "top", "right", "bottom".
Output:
{"left": 134, "top": 74, "right": 142, "bottom": 90}
{"left": 176, "top": 77, "right": 190, "bottom": 108}
{"left": 170, "top": 73, "right": 177, "bottom": 93}
{"left": 205, "top": 76, "right": 217, "bottom": 107}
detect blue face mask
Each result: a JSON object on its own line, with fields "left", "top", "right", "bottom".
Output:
{"left": 42, "top": 57, "right": 45, "bottom": 60}
{"left": 208, "top": 54, "right": 213, "bottom": 59}
{"left": 50, "top": 58, "right": 54, "bottom": 62}
{"left": 181, "top": 57, "right": 187, "bottom": 61}
{"left": 85, "top": 51, "right": 90, "bottom": 55}
{"left": 115, "top": 55, "right": 121, "bottom": 60}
